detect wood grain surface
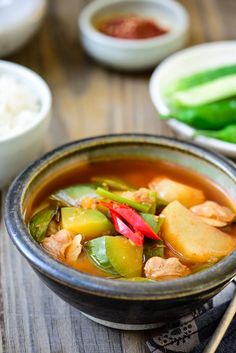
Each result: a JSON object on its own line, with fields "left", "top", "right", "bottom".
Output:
{"left": 1, "top": 1, "right": 235, "bottom": 352}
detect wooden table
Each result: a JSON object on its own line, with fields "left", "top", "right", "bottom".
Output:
{"left": 1, "top": 1, "right": 235, "bottom": 352}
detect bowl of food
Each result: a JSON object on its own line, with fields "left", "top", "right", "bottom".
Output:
{"left": 78, "top": 0, "right": 189, "bottom": 71}
{"left": 0, "top": 0, "right": 47, "bottom": 57}
{"left": 0, "top": 60, "right": 51, "bottom": 187}
{"left": 5, "top": 134, "right": 236, "bottom": 330}
{"left": 149, "top": 41, "right": 236, "bottom": 158}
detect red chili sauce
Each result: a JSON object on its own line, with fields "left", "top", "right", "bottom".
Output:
{"left": 98, "top": 15, "right": 168, "bottom": 40}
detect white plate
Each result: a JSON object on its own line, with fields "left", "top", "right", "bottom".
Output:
{"left": 149, "top": 41, "right": 236, "bottom": 158}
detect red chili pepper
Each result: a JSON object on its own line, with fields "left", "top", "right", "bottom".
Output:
{"left": 100, "top": 201, "right": 161, "bottom": 241}
{"left": 110, "top": 209, "right": 144, "bottom": 246}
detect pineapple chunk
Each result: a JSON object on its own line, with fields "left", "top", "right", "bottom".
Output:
{"left": 161, "top": 201, "right": 236, "bottom": 263}
{"left": 149, "top": 178, "right": 205, "bottom": 207}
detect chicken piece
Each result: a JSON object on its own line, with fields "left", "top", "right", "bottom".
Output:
{"left": 121, "top": 188, "right": 155, "bottom": 204}
{"left": 144, "top": 256, "right": 190, "bottom": 280}
{"left": 148, "top": 177, "right": 205, "bottom": 207}
{"left": 42, "top": 229, "right": 72, "bottom": 260}
{"left": 65, "top": 234, "right": 83, "bottom": 262}
{"left": 190, "top": 201, "right": 235, "bottom": 227}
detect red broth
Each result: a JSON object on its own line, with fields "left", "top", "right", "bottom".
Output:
{"left": 26, "top": 158, "right": 236, "bottom": 278}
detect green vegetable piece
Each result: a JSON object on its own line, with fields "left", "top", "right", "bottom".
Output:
{"left": 144, "top": 240, "right": 165, "bottom": 260}
{"left": 29, "top": 208, "right": 56, "bottom": 242}
{"left": 96, "top": 187, "right": 150, "bottom": 213}
{"left": 51, "top": 184, "right": 100, "bottom": 206}
{"left": 161, "top": 99, "right": 236, "bottom": 130}
{"left": 194, "top": 125, "right": 236, "bottom": 143}
{"left": 86, "top": 236, "right": 143, "bottom": 277}
{"left": 86, "top": 237, "right": 118, "bottom": 275}
{"left": 140, "top": 213, "right": 164, "bottom": 233}
{"left": 61, "top": 207, "right": 114, "bottom": 240}
{"left": 106, "top": 236, "right": 143, "bottom": 277}
{"left": 165, "top": 64, "right": 236, "bottom": 96}
{"left": 172, "top": 75, "right": 236, "bottom": 107}
{"left": 91, "top": 177, "right": 135, "bottom": 191}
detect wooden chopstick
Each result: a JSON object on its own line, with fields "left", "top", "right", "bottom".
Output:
{"left": 203, "top": 286, "right": 236, "bottom": 353}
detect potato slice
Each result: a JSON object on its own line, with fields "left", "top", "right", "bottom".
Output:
{"left": 149, "top": 178, "right": 205, "bottom": 207}
{"left": 161, "top": 201, "right": 236, "bottom": 263}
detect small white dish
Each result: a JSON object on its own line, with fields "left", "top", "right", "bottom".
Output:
{"left": 0, "top": 60, "right": 52, "bottom": 187}
{"left": 0, "top": 0, "right": 47, "bottom": 57}
{"left": 149, "top": 41, "right": 236, "bottom": 158}
{"left": 78, "top": 0, "right": 189, "bottom": 71}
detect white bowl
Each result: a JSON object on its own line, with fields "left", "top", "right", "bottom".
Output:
{"left": 0, "top": 60, "right": 52, "bottom": 187}
{"left": 149, "top": 41, "right": 236, "bottom": 158}
{"left": 78, "top": 0, "right": 189, "bottom": 71}
{"left": 0, "top": 0, "right": 47, "bottom": 57}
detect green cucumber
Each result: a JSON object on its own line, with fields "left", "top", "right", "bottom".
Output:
{"left": 86, "top": 237, "right": 118, "bottom": 275}
{"left": 172, "top": 75, "right": 236, "bottom": 107}
{"left": 106, "top": 236, "right": 143, "bottom": 277}
{"left": 165, "top": 64, "right": 236, "bottom": 96}
{"left": 86, "top": 236, "right": 143, "bottom": 277}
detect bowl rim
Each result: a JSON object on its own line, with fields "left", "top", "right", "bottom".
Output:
{"left": 0, "top": 0, "right": 47, "bottom": 33}
{"left": 78, "top": 0, "right": 189, "bottom": 49}
{"left": 0, "top": 60, "right": 52, "bottom": 143}
{"left": 149, "top": 41, "right": 236, "bottom": 154}
{"left": 5, "top": 133, "right": 236, "bottom": 300}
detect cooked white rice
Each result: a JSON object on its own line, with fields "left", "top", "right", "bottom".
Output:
{"left": 0, "top": 74, "right": 40, "bottom": 139}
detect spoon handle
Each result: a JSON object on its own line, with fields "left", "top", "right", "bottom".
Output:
{"left": 203, "top": 289, "right": 236, "bottom": 353}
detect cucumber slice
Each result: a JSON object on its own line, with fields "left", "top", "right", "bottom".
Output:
{"left": 86, "top": 237, "right": 118, "bottom": 275}
{"left": 165, "top": 64, "right": 236, "bottom": 96}
{"left": 106, "top": 236, "right": 143, "bottom": 278}
{"left": 61, "top": 208, "right": 114, "bottom": 240}
{"left": 86, "top": 236, "right": 143, "bottom": 277}
{"left": 173, "top": 74, "right": 236, "bottom": 107}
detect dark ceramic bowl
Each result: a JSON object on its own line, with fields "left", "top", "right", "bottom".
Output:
{"left": 5, "top": 134, "right": 236, "bottom": 330}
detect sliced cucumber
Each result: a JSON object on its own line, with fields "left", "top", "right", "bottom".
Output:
{"left": 173, "top": 74, "right": 236, "bottom": 107}
{"left": 86, "top": 236, "right": 143, "bottom": 278}
{"left": 106, "top": 236, "right": 143, "bottom": 277}
{"left": 86, "top": 237, "right": 118, "bottom": 275}
{"left": 165, "top": 64, "right": 236, "bottom": 96}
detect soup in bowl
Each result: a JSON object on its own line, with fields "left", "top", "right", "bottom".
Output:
{"left": 5, "top": 134, "right": 236, "bottom": 329}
